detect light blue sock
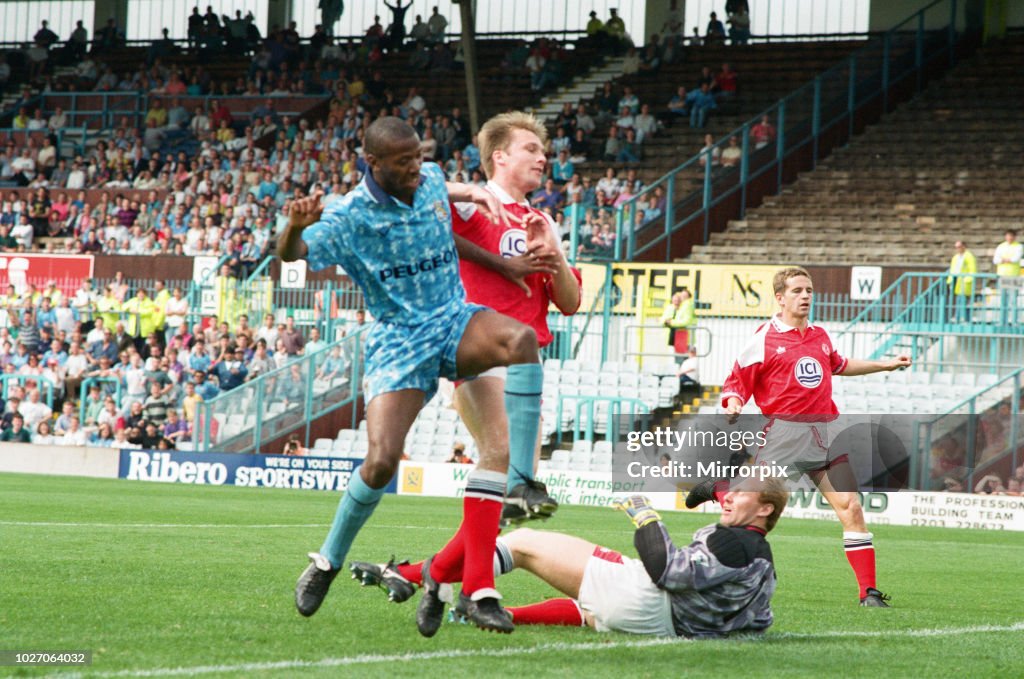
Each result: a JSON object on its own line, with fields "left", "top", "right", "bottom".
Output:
{"left": 505, "top": 363, "right": 543, "bottom": 490}
{"left": 320, "top": 469, "right": 385, "bottom": 569}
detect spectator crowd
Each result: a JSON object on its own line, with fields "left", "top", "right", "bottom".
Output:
{"left": 0, "top": 273, "right": 354, "bottom": 451}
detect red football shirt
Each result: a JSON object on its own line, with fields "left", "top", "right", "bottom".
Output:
{"left": 451, "top": 181, "right": 582, "bottom": 348}
{"left": 721, "top": 315, "right": 848, "bottom": 419}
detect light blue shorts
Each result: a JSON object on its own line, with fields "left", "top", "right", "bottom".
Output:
{"left": 363, "top": 302, "right": 491, "bottom": 403}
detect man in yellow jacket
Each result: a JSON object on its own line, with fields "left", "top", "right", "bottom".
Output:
{"left": 153, "top": 280, "right": 171, "bottom": 341}
{"left": 661, "top": 288, "right": 696, "bottom": 362}
{"left": 122, "top": 288, "right": 159, "bottom": 351}
{"left": 95, "top": 285, "right": 122, "bottom": 332}
{"left": 948, "top": 241, "right": 977, "bottom": 323}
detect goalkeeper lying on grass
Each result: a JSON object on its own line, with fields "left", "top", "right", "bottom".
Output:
{"left": 350, "top": 480, "right": 788, "bottom": 638}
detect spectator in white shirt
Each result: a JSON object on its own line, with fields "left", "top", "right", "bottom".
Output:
{"left": 59, "top": 415, "right": 88, "bottom": 446}
{"left": 19, "top": 389, "right": 52, "bottom": 431}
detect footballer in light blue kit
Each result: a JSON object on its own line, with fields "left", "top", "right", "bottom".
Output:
{"left": 279, "top": 117, "right": 558, "bottom": 633}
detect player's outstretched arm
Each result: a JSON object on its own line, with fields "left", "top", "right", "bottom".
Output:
{"left": 838, "top": 355, "right": 911, "bottom": 377}
{"left": 277, "top": 192, "right": 323, "bottom": 262}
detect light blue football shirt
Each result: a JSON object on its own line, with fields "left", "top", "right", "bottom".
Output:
{"left": 302, "top": 162, "right": 466, "bottom": 325}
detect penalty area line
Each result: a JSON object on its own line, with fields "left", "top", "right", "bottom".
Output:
{"left": 44, "top": 622, "right": 1024, "bottom": 679}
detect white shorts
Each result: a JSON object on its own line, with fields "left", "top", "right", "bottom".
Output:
{"left": 577, "top": 546, "right": 675, "bottom": 636}
{"left": 755, "top": 419, "right": 844, "bottom": 474}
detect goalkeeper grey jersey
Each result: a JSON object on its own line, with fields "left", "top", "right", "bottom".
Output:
{"left": 634, "top": 522, "right": 775, "bottom": 638}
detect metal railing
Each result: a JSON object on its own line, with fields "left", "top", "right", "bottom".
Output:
{"left": 39, "top": 92, "right": 327, "bottom": 133}
{"left": 605, "top": 0, "right": 963, "bottom": 263}
{"left": 78, "top": 376, "right": 122, "bottom": 423}
{"left": 917, "top": 368, "right": 1023, "bottom": 491}
{"left": 193, "top": 326, "right": 366, "bottom": 454}
{"left": 0, "top": 374, "right": 55, "bottom": 410}
{"left": 554, "top": 394, "right": 651, "bottom": 446}
{"left": 835, "top": 272, "right": 1024, "bottom": 366}
{"left": 0, "top": 126, "right": 87, "bottom": 157}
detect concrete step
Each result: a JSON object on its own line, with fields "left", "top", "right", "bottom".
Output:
{"left": 532, "top": 58, "right": 625, "bottom": 121}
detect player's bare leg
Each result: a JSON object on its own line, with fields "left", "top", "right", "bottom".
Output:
{"left": 454, "top": 379, "right": 548, "bottom": 526}
{"left": 295, "top": 389, "right": 423, "bottom": 617}
{"left": 459, "top": 311, "right": 555, "bottom": 520}
{"left": 454, "top": 376, "right": 509, "bottom": 474}
{"left": 486, "top": 527, "right": 596, "bottom": 627}
{"left": 810, "top": 461, "right": 890, "bottom": 607}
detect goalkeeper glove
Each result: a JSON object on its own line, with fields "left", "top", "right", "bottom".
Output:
{"left": 613, "top": 495, "right": 662, "bottom": 529}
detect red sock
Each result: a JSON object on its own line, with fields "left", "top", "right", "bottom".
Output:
{"left": 428, "top": 531, "right": 465, "bottom": 584}
{"left": 843, "top": 532, "right": 876, "bottom": 598}
{"left": 459, "top": 497, "right": 502, "bottom": 595}
{"left": 396, "top": 560, "right": 425, "bottom": 585}
{"left": 429, "top": 470, "right": 506, "bottom": 591}
{"left": 508, "top": 598, "right": 584, "bottom": 626}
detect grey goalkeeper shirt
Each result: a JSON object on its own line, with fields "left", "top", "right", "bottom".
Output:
{"left": 634, "top": 522, "right": 776, "bottom": 638}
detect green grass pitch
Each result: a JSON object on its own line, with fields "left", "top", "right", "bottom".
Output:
{"left": 1, "top": 473, "right": 1021, "bottom": 678}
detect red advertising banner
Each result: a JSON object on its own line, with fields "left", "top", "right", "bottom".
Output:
{"left": 0, "top": 254, "right": 95, "bottom": 296}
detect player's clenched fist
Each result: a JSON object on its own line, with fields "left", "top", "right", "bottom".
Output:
{"left": 524, "top": 212, "right": 561, "bottom": 267}
{"left": 288, "top": 191, "right": 325, "bottom": 230}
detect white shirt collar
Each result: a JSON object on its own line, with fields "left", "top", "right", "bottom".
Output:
{"left": 485, "top": 180, "right": 527, "bottom": 207}
{"left": 771, "top": 313, "right": 813, "bottom": 332}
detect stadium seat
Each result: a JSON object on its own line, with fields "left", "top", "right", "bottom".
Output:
{"left": 569, "top": 451, "right": 591, "bottom": 468}
{"left": 547, "top": 457, "right": 569, "bottom": 471}
{"left": 908, "top": 385, "right": 932, "bottom": 400}
{"left": 976, "top": 374, "right": 999, "bottom": 388}
{"left": 953, "top": 373, "right": 977, "bottom": 387}
{"left": 559, "top": 371, "right": 580, "bottom": 385}
{"left": 647, "top": 361, "right": 677, "bottom": 376}
{"left": 641, "top": 375, "right": 661, "bottom": 390}
{"left": 313, "top": 438, "right": 334, "bottom": 451}
{"left": 551, "top": 449, "right": 571, "bottom": 464}
{"left": 886, "top": 371, "right": 910, "bottom": 385}
{"left": 572, "top": 439, "right": 593, "bottom": 454}
{"left": 619, "top": 373, "right": 641, "bottom": 388}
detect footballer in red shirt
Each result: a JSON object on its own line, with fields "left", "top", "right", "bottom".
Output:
{"left": 373, "top": 112, "right": 581, "bottom": 635}
{"left": 690, "top": 267, "right": 910, "bottom": 608}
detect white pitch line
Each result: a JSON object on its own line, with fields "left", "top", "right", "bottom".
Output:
{"left": 40, "top": 622, "right": 1024, "bottom": 679}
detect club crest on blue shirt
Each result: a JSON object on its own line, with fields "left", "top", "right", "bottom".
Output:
{"left": 433, "top": 200, "right": 448, "bottom": 224}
